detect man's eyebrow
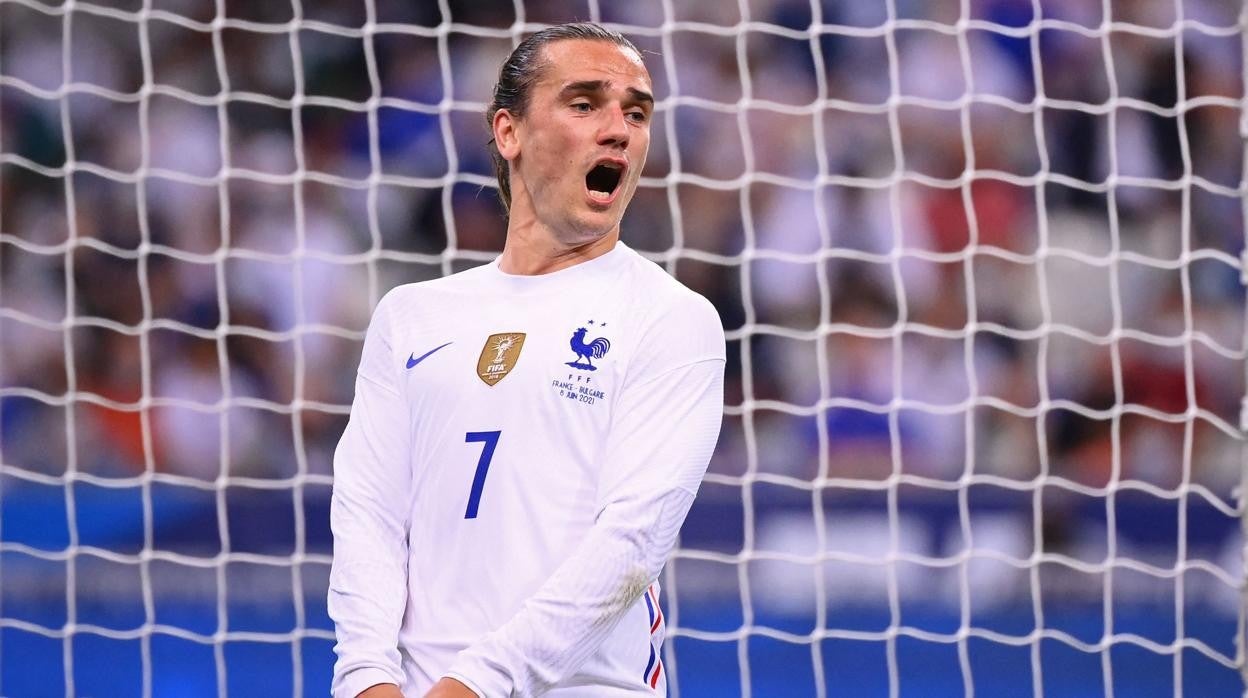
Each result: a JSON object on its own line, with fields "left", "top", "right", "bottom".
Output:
{"left": 558, "top": 80, "right": 655, "bottom": 107}
{"left": 626, "top": 87, "right": 655, "bottom": 107}
{"left": 559, "top": 80, "right": 607, "bottom": 98}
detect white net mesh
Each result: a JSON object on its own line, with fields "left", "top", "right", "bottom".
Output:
{"left": 0, "top": 0, "right": 1245, "bottom": 696}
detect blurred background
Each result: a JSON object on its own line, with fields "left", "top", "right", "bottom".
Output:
{"left": 0, "top": 0, "right": 1245, "bottom": 696}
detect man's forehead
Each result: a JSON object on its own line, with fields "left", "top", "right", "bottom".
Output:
{"left": 536, "top": 39, "right": 651, "bottom": 86}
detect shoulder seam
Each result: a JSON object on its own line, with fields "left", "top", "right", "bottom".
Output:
{"left": 365, "top": 293, "right": 402, "bottom": 397}
{"left": 626, "top": 355, "right": 725, "bottom": 393}
{"left": 357, "top": 366, "right": 401, "bottom": 397}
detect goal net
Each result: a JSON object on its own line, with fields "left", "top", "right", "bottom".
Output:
{"left": 0, "top": 1, "right": 1245, "bottom": 696}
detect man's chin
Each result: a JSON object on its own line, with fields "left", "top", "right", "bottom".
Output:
{"left": 576, "top": 189, "right": 635, "bottom": 232}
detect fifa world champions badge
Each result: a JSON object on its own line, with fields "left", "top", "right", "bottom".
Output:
{"left": 476, "top": 333, "right": 526, "bottom": 386}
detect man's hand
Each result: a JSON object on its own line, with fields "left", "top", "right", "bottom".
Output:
{"left": 423, "top": 677, "right": 477, "bottom": 697}
{"left": 358, "top": 684, "right": 404, "bottom": 698}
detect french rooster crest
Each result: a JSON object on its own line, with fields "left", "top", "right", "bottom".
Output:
{"left": 566, "top": 321, "right": 611, "bottom": 371}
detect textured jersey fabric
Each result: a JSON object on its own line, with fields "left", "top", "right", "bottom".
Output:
{"left": 329, "top": 241, "right": 726, "bottom": 697}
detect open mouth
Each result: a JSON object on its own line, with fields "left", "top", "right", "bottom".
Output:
{"left": 585, "top": 161, "right": 624, "bottom": 203}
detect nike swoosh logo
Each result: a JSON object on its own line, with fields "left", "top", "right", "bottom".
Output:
{"left": 406, "top": 342, "right": 453, "bottom": 369}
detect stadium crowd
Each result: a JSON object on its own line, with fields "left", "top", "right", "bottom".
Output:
{"left": 1, "top": 0, "right": 1243, "bottom": 503}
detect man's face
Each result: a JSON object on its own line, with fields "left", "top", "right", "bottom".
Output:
{"left": 505, "top": 39, "right": 653, "bottom": 244}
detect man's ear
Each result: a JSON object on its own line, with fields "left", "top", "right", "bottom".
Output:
{"left": 493, "top": 109, "right": 520, "bottom": 161}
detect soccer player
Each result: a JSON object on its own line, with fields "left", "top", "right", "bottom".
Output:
{"left": 328, "top": 22, "right": 726, "bottom": 698}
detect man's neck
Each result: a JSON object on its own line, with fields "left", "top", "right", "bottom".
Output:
{"left": 497, "top": 218, "right": 619, "bottom": 275}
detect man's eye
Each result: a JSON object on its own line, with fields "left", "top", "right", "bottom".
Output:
{"left": 627, "top": 111, "right": 648, "bottom": 123}
{"left": 572, "top": 102, "right": 592, "bottom": 112}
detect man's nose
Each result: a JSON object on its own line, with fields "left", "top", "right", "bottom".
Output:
{"left": 597, "top": 104, "right": 630, "bottom": 148}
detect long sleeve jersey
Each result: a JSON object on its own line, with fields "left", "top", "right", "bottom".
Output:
{"left": 328, "top": 241, "right": 726, "bottom": 697}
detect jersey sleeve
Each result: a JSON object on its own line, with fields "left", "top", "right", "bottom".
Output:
{"left": 328, "top": 292, "right": 413, "bottom": 698}
{"left": 443, "top": 293, "right": 727, "bottom": 697}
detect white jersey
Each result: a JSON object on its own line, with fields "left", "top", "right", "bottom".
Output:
{"left": 328, "top": 241, "right": 725, "bottom": 697}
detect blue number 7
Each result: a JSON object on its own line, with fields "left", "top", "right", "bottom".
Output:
{"left": 464, "top": 431, "right": 501, "bottom": 519}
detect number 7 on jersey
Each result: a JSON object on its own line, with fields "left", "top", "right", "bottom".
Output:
{"left": 463, "top": 431, "right": 501, "bottom": 519}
